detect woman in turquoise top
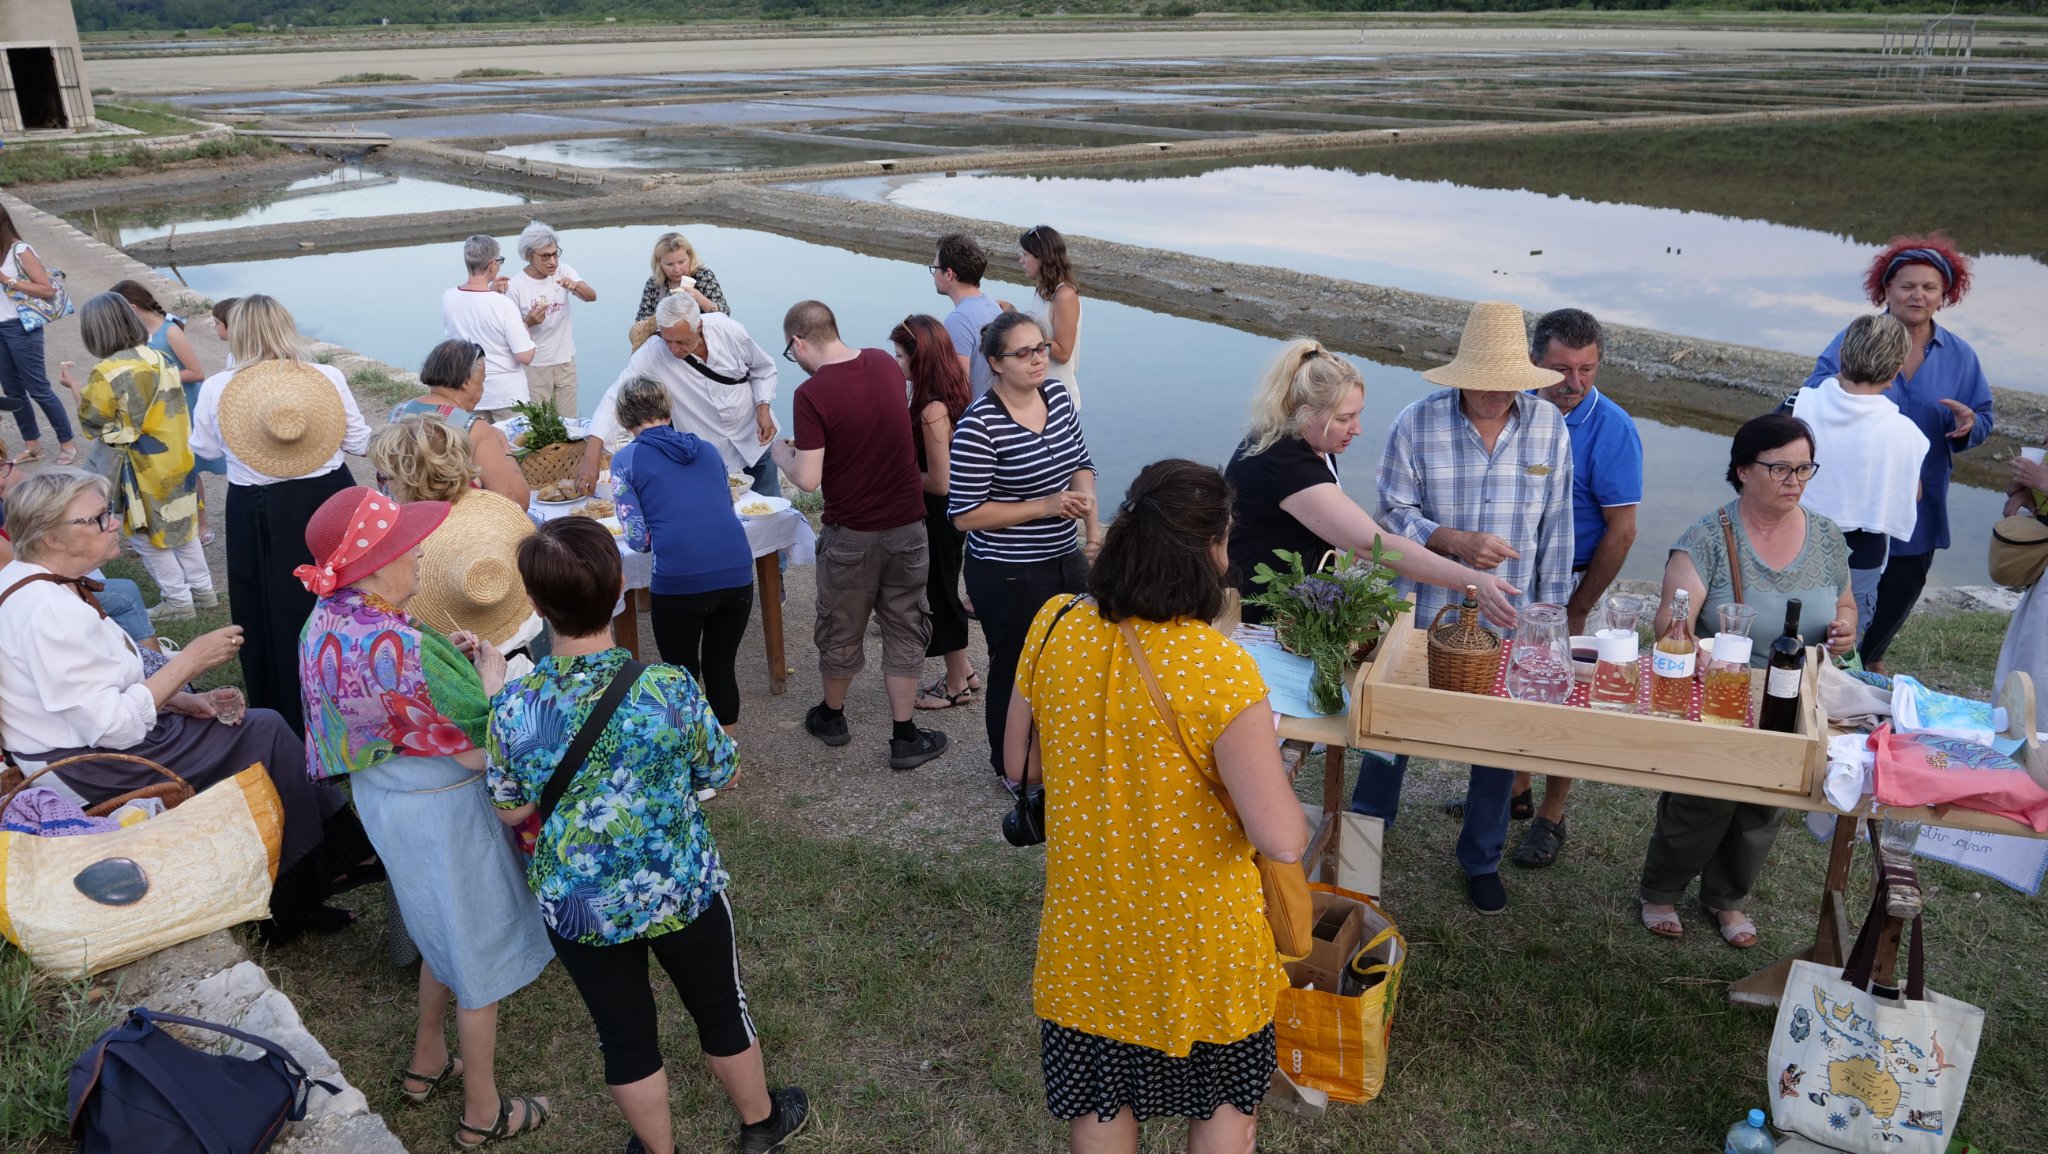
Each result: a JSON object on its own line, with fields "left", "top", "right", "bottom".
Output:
{"left": 390, "top": 339, "right": 528, "bottom": 508}
{"left": 1638, "top": 413, "right": 1856, "bottom": 949}
{"left": 487, "top": 517, "right": 808, "bottom": 1154}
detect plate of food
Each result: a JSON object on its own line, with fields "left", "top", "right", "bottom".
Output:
{"left": 534, "top": 478, "right": 586, "bottom": 506}
{"left": 734, "top": 495, "right": 792, "bottom": 519}
{"left": 596, "top": 516, "right": 625, "bottom": 538}
{"left": 727, "top": 472, "right": 754, "bottom": 499}
{"left": 574, "top": 498, "right": 616, "bottom": 519}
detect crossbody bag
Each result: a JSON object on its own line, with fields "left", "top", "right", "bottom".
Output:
{"left": 535, "top": 660, "right": 647, "bottom": 829}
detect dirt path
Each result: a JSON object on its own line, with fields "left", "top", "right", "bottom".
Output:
{"left": 102, "top": 25, "right": 1912, "bottom": 93}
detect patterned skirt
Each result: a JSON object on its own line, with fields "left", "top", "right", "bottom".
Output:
{"left": 1040, "top": 1020, "right": 1275, "bottom": 1123}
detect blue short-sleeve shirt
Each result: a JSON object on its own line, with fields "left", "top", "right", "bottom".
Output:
{"left": 1558, "top": 387, "right": 1644, "bottom": 570}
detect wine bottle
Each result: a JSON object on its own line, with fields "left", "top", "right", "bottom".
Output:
{"left": 1649, "top": 589, "right": 1696, "bottom": 719}
{"left": 1757, "top": 598, "right": 1805, "bottom": 733}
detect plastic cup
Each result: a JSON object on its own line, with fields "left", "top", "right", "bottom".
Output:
{"left": 2022, "top": 447, "right": 2045, "bottom": 465}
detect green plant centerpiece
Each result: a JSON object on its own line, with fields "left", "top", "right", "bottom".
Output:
{"left": 1245, "top": 542, "right": 1411, "bottom": 715}
{"left": 509, "top": 396, "right": 569, "bottom": 457}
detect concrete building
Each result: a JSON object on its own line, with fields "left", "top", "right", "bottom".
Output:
{"left": 0, "top": 0, "right": 96, "bottom": 135}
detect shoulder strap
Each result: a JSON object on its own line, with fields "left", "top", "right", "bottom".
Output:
{"left": 683, "top": 352, "right": 748, "bottom": 387}
{"left": 1718, "top": 508, "right": 1746, "bottom": 606}
{"left": 537, "top": 660, "right": 645, "bottom": 827}
{"left": 1116, "top": 620, "right": 1204, "bottom": 774}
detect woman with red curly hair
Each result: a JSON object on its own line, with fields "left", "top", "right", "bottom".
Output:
{"left": 1800, "top": 234, "right": 1994, "bottom": 670}
{"left": 892, "top": 314, "right": 978, "bottom": 710}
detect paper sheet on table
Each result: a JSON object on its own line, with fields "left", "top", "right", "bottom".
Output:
{"left": 1246, "top": 641, "right": 1345, "bottom": 719}
{"left": 1804, "top": 809, "right": 2048, "bottom": 896}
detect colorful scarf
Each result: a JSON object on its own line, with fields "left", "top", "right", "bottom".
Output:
{"left": 300, "top": 587, "right": 486, "bottom": 779}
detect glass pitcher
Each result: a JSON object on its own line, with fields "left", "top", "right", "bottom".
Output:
{"left": 1701, "top": 603, "right": 1758, "bottom": 728}
{"left": 1590, "top": 594, "right": 1647, "bottom": 713}
{"left": 1504, "top": 603, "right": 1573, "bottom": 705}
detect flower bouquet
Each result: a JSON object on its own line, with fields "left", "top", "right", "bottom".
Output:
{"left": 1245, "top": 542, "right": 1411, "bottom": 715}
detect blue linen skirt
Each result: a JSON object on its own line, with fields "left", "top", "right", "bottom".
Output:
{"left": 350, "top": 754, "right": 552, "bottom": 1008}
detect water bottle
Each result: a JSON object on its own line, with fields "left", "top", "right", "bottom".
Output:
{"left": 1724, "top": 1108, "right": 1775, "bottom": 1154}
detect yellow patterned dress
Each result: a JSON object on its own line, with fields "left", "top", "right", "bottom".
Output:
{"left": 77, "top": 346, "right": 198, "bottom": 548}
{"left": 1019, "top": 597, "right": 1283, "bottom": 1059}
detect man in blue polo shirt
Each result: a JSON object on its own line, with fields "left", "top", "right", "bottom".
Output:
{"left": 1512, "top": 308, "right": 1642, "bottom": 870}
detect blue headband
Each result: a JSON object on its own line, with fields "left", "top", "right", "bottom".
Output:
{"left": 1885, "top": 248, "right": 1954, "bottom": 292}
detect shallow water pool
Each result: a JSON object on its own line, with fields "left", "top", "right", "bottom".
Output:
{"left": 82, "top": 168, "right": 535, "bottom": 247}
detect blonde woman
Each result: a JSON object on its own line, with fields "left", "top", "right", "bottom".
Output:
{"left": 634, "top": 232, "right": 728, "bottom": 321}
{"left": 372, "top": 415, "right": 481, "bottom": 506}
{"left": 188, "top": 294, "right": 372, "bottom": 737}
{"left": 1223, "top": 338, "right": 1520, "bottom": 627}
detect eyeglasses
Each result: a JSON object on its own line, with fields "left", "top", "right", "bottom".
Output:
{"left": 470, "top": 342, "right": 486, "bottom": 360}
{"left": 781, "top": 337, "right": 797, "bottom": 364}
{"left": 928, "top": 262, "right": 945, "bottom": 273}
{"left": 70, "top": 505, "right": 119, "bottom": 532}
{"left": 995, "top": 342, "right": 1052, "bottom": 362}
{"left": 1755, "top": 460, "right": 1821, "bottom": 484}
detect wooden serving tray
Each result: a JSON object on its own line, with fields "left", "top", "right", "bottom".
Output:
{"left": 1350, "top": 610, "right": 1826, "bottom": 801}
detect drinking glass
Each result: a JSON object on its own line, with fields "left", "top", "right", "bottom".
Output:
{"left": 209, "top": 686, "right": 247, "bottom": 726}
{"left": 1505, "top": 604, "right": 1573, "bottom": 705}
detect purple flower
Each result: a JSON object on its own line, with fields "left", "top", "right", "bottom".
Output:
{"left": 1291, "top": 575, "right": 1344, "bottom": 614}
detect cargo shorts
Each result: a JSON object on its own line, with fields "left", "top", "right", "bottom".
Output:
{"left": 814, "top": 520, "right": 932, "bottom": 681}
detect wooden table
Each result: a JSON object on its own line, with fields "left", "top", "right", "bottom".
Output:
{"left": 615, "top": 550, "right": 790, "bottom": 694}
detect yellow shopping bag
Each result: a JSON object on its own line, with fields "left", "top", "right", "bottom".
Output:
{"left": 1273, "top": 883, "right": 1404, "bottom": 1105}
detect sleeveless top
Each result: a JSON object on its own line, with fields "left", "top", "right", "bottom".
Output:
{"left": 1028, "top": 285, "right": 1082, "bottom": 410}
{"left": 146, "top": 316, "right": 186, "bottom": 373}
{"left": 390, "top": 397, "right": 482, "bottom": 433}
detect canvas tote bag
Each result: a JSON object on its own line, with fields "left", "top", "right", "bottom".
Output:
{"left": 1766, "top": 857, "right": 1983, "bottom": 1153}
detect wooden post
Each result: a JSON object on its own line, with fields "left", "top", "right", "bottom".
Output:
{"left": 615, "top": 589, "right": 644, "bottom": 662}
{"left": 757, "top": 552, "right": 787, "bottom": 696}
{"left": 1321, "top": 745, "right": 1346, "bottom": 881}
{"left": 1729, "top": 814, "right": 1858, "bottom": 1008}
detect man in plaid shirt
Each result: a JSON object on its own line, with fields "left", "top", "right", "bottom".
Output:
{"left": 1358, "top": 301, "right": 1575, "bottom": 915}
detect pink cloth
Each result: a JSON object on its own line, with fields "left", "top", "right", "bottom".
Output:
{"left": 1870, "top": 723, "right": 2048, "bottom": 832}
{"left": 0, "top": 786, "right": 120, "bottom": 836}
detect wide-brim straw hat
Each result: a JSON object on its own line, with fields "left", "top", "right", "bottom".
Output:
{"left": 219, "top": 361, "right": 347, "bottom": 478}
{"left": 1421, "top": 301, "right": 1566, "bottom": 393}
{"left": 408, "top": 489, "right": 539, "bottom": 648}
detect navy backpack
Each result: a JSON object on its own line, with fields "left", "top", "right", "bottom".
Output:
{"left": 68, "top": 1007, "right": 338, "bottom": 1154}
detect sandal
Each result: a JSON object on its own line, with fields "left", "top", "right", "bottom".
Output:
{"left": 915, "top": 678, "right": 974, "bottom": 711}
{"left": 1509, "top": 788, "right": 1534, "bottom": 821}
{"left": 1711, "top": 908, "right": 1759, "bottom": 950}
{"left": 15, "top": 444, "right": 42, "bottom": 463}
{"left": 454, "top": 1094, "right": 550, "bottom": 1149}
{"left": 399, "top": 1054, "right": 462, "bottom": 1105}
{"left": 1640, "top": 904, "right": 1684, "bottom": 939}
{"left": 1510, "top": 816, "right": 1567, "bottom": 869}
{"left": 55, "top": 444, "right": 79, "bottom": 466}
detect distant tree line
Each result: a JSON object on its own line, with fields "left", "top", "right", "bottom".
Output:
{"left": 70, "top": 0, "right": 2048, "bottom": 32}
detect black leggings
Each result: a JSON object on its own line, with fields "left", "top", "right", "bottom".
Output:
{"left": 963, "top": 551, "right": 1088, "bottom": 774}
{"left": 650, "top": 583, "right": 753, "bottom": 725}
{"left": 1859, "top": 549, "right": 1936, "bottom": 667}
{"left": 548, "top": 891, "right": 757, "bottom": 1086}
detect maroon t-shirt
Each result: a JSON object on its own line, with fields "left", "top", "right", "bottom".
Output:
{"left": 792, "top": 348, "right": 926, "bottom": 532}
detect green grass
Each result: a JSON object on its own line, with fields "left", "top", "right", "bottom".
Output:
{"left": 347, "top": 366, "right": 420, "bottom": 410}
{"left": 454, "top": 67, "right": 541, "bottom": 79}
{"left": 0, "top": 948, "right": 119, "bottom": 1149}
{"left": 3, "top": 609, "right": 2038, "bottom": 1152}
{"left": 331, "top": 72, "right": 418, "bottom": 82}
{"left": 0, "top": 135, "right": 280, "bottom": 188}
{"left": 94, "top": 101, "right": 205, "bottom": 138}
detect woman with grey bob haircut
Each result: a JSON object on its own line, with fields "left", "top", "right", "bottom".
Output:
{"left": 0, "top": 467, "right": 372, "bottom": 945}
{"left": 58, "top": 292, "right": 215, "bottom": 620}
{"left": 464, "top": 234, "right": 504, "bottom": 277}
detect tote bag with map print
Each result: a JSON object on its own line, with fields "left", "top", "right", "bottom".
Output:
{"left": 1766, "top": 858, "right": 1982, "bottom": 1154}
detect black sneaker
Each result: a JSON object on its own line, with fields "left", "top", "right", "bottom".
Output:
{"left": 803, "top": 705, "right": 850, "bottom": 748}
{"left": 736, "top": 1086, "right": 811, "bottom": 1153}
{"left": 887, "top": 727, "right": 947, "bottom": 771}
{"left": 1466, "top": 871, "right": 1507, "bottom": 915}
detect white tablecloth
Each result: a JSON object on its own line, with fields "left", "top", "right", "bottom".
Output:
{"left": 528, "top": 500, "right": 816, "bottom": 593}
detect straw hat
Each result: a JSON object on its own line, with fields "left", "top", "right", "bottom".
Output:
{"left": 1421, "top": 301, "right": 1566, "bottom": 393}
{"left": 218, "top": 361, "right": 347, "bottom": 478}
{"left": 408, "top": 489, "right": 538, "bottom": 648}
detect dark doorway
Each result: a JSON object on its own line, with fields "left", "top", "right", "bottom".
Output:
{"left": 7, "top": 48, "right": 67, "bottom": 131}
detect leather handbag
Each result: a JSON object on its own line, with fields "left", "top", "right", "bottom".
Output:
{"left": 1118, "top": 619, "right": 1314, "bottom": 960}
{"left": 1988, "top": 512, "right": 2048, "bottom": 589}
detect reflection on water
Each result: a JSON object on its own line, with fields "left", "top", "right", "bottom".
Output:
{"left": 86, "top": 168, "right": 534, "bottom": 246}
{"left": 797, "top": 162, "right": 2047, "bottom": 391}
{"left": 169, "top": 223, "right": 1999, "bottom": 585}
{"left": 493, "top": 135, "right": 904, "bottom": 172}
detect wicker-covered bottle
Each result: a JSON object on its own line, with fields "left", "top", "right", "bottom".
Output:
{"left": 1427, "top": 584, "right": 1502, "bottom": 694}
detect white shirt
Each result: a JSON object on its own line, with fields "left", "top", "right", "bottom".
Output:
{"left": 441, "top": 286, "right": 535, "bottom": 411}
{"left": 0, "top": 243, "right": 33, "bottom": 324}
{"left": 589, "top": 314, "right": 778, "bottom": 472}
{"left": 1793, "top": 379, "right": 1931, "bottom": 542}
{"left": 503, "top": 264, "right": 580, "bottom": 368}
{"left": 189, "top": 362, "right": 372, "bottom": 487}
{"left": 0, "top": 560, "right": 156, "bottom": 756}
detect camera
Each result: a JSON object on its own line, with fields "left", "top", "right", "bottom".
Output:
{"left": 1002, "top": 787, "right": 1045, "bottom": 847}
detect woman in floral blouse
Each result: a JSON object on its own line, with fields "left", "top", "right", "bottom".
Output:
{"left": 488, "top": 517, "right": 808, "bottom": 1154}
{"left": 297, "top": 485, "right": 555, "bottom": 1151}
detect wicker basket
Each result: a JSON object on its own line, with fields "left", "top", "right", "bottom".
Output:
{"left": 519, "top": 440, "right": 586, "bottom": 487}
{"left": 1426, "top": 585, "right": 1502, "bottom": 695}
{"left": 0, "top": 752, "right": 195, "bottom": 818}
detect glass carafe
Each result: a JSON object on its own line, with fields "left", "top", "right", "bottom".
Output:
{"left": 1591, "top": 595, "right": 1645, "bottom": 713}
{"left": 1701, "top": 603, "right": 1758, "bottom": 728}
{"left": 1504, "top": 603, "right": 1573, "bottom": 705}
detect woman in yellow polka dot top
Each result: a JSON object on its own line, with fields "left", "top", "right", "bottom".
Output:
{"left": 1006, "top": 458, "right": 1311, "bottom": 1152}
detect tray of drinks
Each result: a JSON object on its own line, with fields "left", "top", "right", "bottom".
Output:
{"left": 1350, "top": 610, "right": 1826, "bottom": 800}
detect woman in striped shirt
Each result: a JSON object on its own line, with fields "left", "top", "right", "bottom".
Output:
{"left": 949, "top": 311, "right": 1098, "bottom": 779}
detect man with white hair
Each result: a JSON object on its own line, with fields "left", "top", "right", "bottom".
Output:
{"left": 502, "top": 220, "right": 595, "bottom": 417}
{"left": 440, "top": 234, "right": 535, "bottom": 420}
{"left": 580, "top": 292, "right": 778, "bottom": 495}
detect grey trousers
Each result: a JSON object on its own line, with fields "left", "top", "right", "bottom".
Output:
{"left": 1637, "top": 792, "right": 1784, "bottom": 912}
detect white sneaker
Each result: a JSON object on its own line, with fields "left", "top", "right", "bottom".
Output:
{"left": 147, "top": 599, "right": 195, "bottom": 621}
{"left": 191, "top": 589, "right": 219, "bottom": 609}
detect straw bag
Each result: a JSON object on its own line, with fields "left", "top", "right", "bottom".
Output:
{"left": 1274, "top": 883, "right": 1405, "bottom": 1104}
{"left": 1988, "top": 513, "right": 2048, "bottom": 589}
{"left": 0, "top": 758, "right": 283, "bottom": 976}
{"left": 1426, "top": 583, "right": 1501, "bottom": 693}
{"left": 1119, "top": 620, "right": 1313, "bottom": 960}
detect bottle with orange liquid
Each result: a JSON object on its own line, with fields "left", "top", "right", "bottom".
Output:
{"left": 1701, "top": 603, "right": 1758, "bottom": 728}
{"left": 1649, "top": 589, "right": 1697, "bottom": 719}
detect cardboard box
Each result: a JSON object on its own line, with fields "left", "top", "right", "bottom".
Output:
{"left": 1287, "top": 888, "right": 1366, "bottom": 993}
